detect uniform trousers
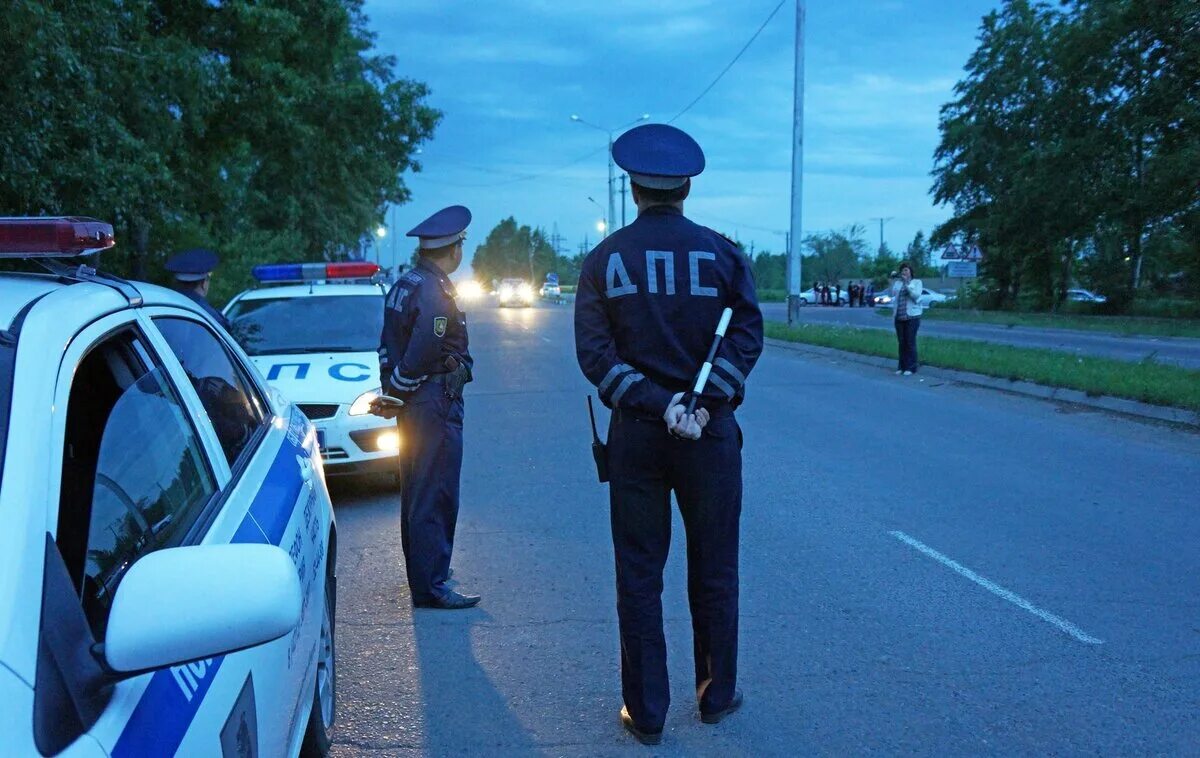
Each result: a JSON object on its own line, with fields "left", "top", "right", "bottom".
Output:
{"left": 396, "top": 390, "right": 464, "bottom": 603}
{"left": 607, "top": 408, "right": 742, "bottom": 731}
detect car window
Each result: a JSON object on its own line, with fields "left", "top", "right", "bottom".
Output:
{"left": 154, "top": 317, "right": 268, "bottom": 467}
{"left": 56, "top": 329, "right": 218, "bottom": 638}
{"left": 225, "top": 294, "right": 384, "bottom": 355}
{"left": 0, "top": 333, "right": 13, "bottom": 492}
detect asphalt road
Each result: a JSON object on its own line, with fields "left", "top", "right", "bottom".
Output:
{"left": 759, "top": 302, "right": 1200, "bottom": 369}
{"left": 328, "top": 300, "right": 1200, "bottom": 755}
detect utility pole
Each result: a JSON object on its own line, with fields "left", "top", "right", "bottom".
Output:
{"left": 620, "top": 175, "right": 628, "bottom": 227}
{"left": 870, "top": 216, "right": 894, "bottom": 254}
{"left": 786, "top": 0, "right": 806, "bottom": 324}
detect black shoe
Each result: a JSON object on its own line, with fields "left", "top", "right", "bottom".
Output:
{"left": 413, "top": 590, "right": 480, "bottom": 609}
{"left": 620, "top": 706, "right": 663, "bottom": 746}
{"left": 700, "top": 690, "right": 744, "bottom": 724}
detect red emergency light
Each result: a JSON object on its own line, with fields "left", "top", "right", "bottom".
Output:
{"left": 0, "top": 217, "right": 116, "bottom": 258}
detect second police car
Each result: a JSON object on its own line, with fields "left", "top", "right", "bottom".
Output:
{"left": 0, "top": 218, "right": 337, "bottom": 756}
{"left": 224, "top": 263, "right": 400, "bottom": 481}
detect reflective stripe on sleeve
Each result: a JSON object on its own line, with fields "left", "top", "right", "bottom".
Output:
{"left": 610, "top": 372, "right": 644, "bottom": 408}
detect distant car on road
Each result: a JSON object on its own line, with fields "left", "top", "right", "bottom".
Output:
{"left": 874, "top": 288, "right": 949, "bottom": 308}
{"left": 540, "top": 282, "right": 562, "bottom": 301}
{"left": 498, "top": 278, "right": 534, "bottom": 307}
{"left": 798, "top": 286, "right": 848, "bottom": 305}
{"left": 1067, "top": 288, "right": 1108, "bottom": 304}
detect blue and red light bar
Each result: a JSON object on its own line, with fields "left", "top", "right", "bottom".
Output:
{"left": 252, "top": 261, "right": 380, "bottom": 283}
{"left": 0, "top": 217, "right": 116, "bottom": 258}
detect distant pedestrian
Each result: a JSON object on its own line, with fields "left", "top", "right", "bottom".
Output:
{"left": 858, "top": 280, "right": 867, "bottom": 307}
{"left": 891, "top": 262, "right": 923, "bottom": 375}
{"left": 867, "top": 281, "right": 875, "bottom": 307}
{"left": 835, "top": 284, "right": 841, "bottom": 306}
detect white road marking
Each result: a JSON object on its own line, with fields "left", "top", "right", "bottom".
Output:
{"left": 889, "top": 530, "right": 1103, "bottom": 645}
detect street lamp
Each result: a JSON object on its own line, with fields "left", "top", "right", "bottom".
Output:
{"left": 587, "top": 196, "right": 608, "bottom": 238}
{"left": 374, "top": 225, "right": 387, "bottom": 264}
{"left": 571, "top": 113, "right": 650, "bottom": 233}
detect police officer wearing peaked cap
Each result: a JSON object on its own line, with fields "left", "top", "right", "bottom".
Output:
{"left": 574, "top": 124, "right": 763, "bottom": 743}
{"left": 378, "top": 205, "right": 479, "bottom": 610}
{"left": 165, "top": 247, "right": 231, "bottom": 331}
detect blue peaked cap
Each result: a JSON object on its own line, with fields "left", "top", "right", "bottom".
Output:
{"left": 612, "top": 124, "right": 705, "bottom": 190}
{"left": 165, "top": 247, "right": 220, "bottom": 281}
{"left": 407, "top": 205, "right": 472, "bottom": 249}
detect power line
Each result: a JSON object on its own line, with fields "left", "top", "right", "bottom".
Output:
{"left": 693, "top": 211, "right": 786, "bottom": 236}
{"left": 669, "top": 0, "right": 787, "bottom": 124}
{"left": 414, "top": 145, "right": 608, "bottom": 188}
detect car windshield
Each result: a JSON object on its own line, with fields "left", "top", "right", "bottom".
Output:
{"left": 226, "top": 294, "right": 383, "bottom": 355}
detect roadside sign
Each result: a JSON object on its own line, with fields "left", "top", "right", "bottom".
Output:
{"left": 941, "top": 244, "right": 962, "bottom": 260}
{"left": 546, "top": 272, "right": 559, "bottom": 284}
{"left": 947, "top": 261, "right": 978, "bottom": 278}
{"left": 965, "top": 244, "right": 984, "bottom": 261}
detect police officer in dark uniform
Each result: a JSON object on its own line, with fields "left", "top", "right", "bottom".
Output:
{"left": 378, "top": 205, "right": 479, "bottom": 610}
{"left": 164, "top": 247, "right": 231, "bottom": 331}
{"left": 574, "top": 124, "right": 764, "bottom": 744}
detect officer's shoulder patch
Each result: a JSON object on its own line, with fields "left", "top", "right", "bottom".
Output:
{"left": 433, "top": 316, "right": 448, "bottom": 337}
{"left": 401, "top": 270, "right": 424, "bottom": 285}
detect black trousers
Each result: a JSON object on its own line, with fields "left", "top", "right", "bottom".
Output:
{"left": 396, "top": 392, "right": 464, "bottom": 603}
{"left": 895, "top": 317, "right": 920, "bottom": 372}
{"left": 607, "top": 409, "right": 743, "bottom": 731}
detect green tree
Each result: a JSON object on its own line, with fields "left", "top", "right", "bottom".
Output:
{"left": 803, "top": 225, "right": 866, "bottom": 286}
{"left": 0, "top": 1, "right": 439, "bottom": 304}
{"left": 862, "top": 242, "right": 901, "bottom": 285}
{"left": 751, "top": 252, "right": 787, "bottom": 290}
{"left": 471, "top": 217, "right": 556, "bottom": 285}
{"left": 931, "top": 0, "right": 1199, "bottom": 311}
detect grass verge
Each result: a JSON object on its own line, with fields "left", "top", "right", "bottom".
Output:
{"left": 765, "top": 321, "right": 1200, "bottom": 412}
{"left": 897, "top": 307, "right": 1200, "bottom": 339}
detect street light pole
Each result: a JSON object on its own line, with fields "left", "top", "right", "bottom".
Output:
{"left": 787, "top": 0, "right": 806, "bottom": 325}
{"left": 572, "top": 113, "right": 650, "bottom": 233}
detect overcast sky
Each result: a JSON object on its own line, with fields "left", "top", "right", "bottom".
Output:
{"left": 363, "top": 0, "right": 1000, "bottom": 275}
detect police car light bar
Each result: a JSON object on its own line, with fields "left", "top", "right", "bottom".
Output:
{"left": 0, "top": 217, "right": 116, "bottom": 258}
{"left": 252, "top": 261, "right": 380, "bottom": 283}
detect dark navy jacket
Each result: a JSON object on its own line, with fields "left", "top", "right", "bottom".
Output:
{"left": 574, "top": 205, "right": 763, "bottom": 417}
{"left": 178, "top": 288, "right": 231, "bottom": 331}
{"left": 379, "top": 258, "right": 472, "bottom": 403}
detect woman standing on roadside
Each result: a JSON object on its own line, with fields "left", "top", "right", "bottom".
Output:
{"left": 891, "top": 262, "right": 923, "bottom": 375}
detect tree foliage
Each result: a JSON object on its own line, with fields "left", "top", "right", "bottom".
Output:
{"left": 0, "top": 0, "right": 439, "bottom": 303}
{"left": 471, "top": 217, "right": 557, "bottom": 286}
{"left": 803, "top": 225, "right": 868, "bottom": 284}
{"left": 932, "top": 0, "right": 1200, "bottom": 311}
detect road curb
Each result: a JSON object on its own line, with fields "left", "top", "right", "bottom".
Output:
{"left": 765, "top": 338, "right": 1200, "bottom": 428}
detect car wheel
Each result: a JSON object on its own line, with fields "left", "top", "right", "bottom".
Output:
{"left": 300, "top": 566, "right": 336, "bottom": 756}
{"left": 799, "top": 297, "right": 808, "bottom": 305}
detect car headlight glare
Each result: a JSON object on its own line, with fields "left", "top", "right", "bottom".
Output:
{"left": 376, "top": 431, "right": 400, "bottom": 452}
{"left": 349, "top": 388, "right": 380, "bottom": 416}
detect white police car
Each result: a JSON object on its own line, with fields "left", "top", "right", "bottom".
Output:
{"left": 223, "top": 263, "right": 399, "bottom": 480}
{"left": 0, "top": 218, "right": 337, "bottom": 756}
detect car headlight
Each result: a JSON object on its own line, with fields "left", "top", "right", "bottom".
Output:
{"left": 349, "top": 388, "right": 380, "bottom": 416}
{"left": 457, "top": 280, "right": 483, "bottom": 300}
{"left": 499, "top": 286, "right": 514, "bottom": 300}
{"left": 518, "top": 283, "right": 532, "bottom": 299}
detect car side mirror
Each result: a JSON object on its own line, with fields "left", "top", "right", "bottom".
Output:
{"left": 103, "top": 544, "right": 301, "bottom": 674}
